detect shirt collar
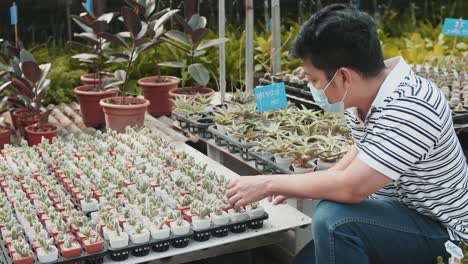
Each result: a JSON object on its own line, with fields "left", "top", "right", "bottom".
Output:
{"left": 372, "top": 56, "right": 411, "bottom": 108}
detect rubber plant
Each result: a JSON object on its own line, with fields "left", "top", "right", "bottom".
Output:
{"left": 71, "top": 0, "right": 119, "bottom": 127}
{"left": 163, "top": 0, "right": 228, "bottom": 98}
{"left": 98, "top": 4, "right": 162, "bottom": 132}
{"left": 124, "top": 0, "right": 183, "bottom": 116}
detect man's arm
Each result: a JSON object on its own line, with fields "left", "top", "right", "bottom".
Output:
{"left": 227, "top": 154, "right": 392, "bottom": 208}
{"left": 329, "top": 145, "right": 357, "bottom": 171}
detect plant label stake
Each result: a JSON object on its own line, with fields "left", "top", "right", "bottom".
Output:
{"left": 442, "top": 17, "right": 467, "bottom": 65}
{"left": 10, "top": 2, "right": 18, "bottom": 48}
{"left": 254, "top": 82, "right": 288, "bottom": 112}
{"left": 445, "top": 240, "right": 463, "bottom": 264}
{"left": 86, "top": 0, "right": 93, "bottom": 14}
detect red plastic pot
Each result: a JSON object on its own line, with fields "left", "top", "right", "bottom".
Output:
{"left": 82, "top": 239, "right": 104, "bottom": 254}
{"left": 24, "top": 124, "right": 58, "bottom": 146}
{"left": 12, "top": 253, "right": 34, "bottom": 264}
{"left": 74, "top": 85, "right": 118, "bottom": 128}
{"left": 99, "top": 97, "right": 150, "bottom": 133}
{"left": 80, "top": 73, "right": 114, "bottom": 86}
{"left": 59, "top": 242, "right": 81, "bottom": 259}
{"left": 138, "top": 76, "right": 180, "bottom": 116}
{"left": 15, "top": 110, "right": 42, "bottom": 136}
{"left": 0, "top": 127, "right": 11, "bottom": 149}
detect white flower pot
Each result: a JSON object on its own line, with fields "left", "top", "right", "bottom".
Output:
{"left": 216, "top": 124, "right": 227, "bottom": 134}
{"left": 130, "top": 229, "right": 150, "bottom": 244}
{"left": 150, "top": 225, "right": 170, "bottom": 240}
{"left": 170, "top": 221, "right": 190, "bottom": 236}
{"left": 273, "top": 154, "right": 292, "bottom": 167}
{"left": 109, "top": 233, "right": 129, "bottom": 249}
{"left": 228, "top": 209, "right": 249, "bottom": 222}
{"left": 102, "top": 226, "right": 118, "bottom": 241}
{"left": 191, "top": 216, "right": 211, "bottom": 230}
{"left": 210, "top": 212, "right": 230, "bottom": 226}
{"left": 81, "top": 198, "right": 98, "bottom": 213}
{"left": 292, "top": 161, "right": 316, "bottom": 173}
{"left": 246, "top": 207, "right": 265, "bottom": 219}
{"left": 37, "top": 246, "right": 58, "bottom": 263}
{"left": 123, "top": 223, "right": 137, "bottom": 234}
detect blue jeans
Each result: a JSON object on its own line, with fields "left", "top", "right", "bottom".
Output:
{"left": 294, "top": 199, "right": 453, "bottom": 264}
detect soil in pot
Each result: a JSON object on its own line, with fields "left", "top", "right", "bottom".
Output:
{"left": 80, "top": 73, "right": 115, "bottom": 86}
{"left": 25, "top": 124, "right": 58, "bottom": 146}
{"left": 74, "top": 85, "right": 118, "bottom": 128}
{"left": 0, "top": 127, "right": 11, "bottom": 149}
{"left": 169, "top": 86, "right": 215, "bottom": 99}
{"left": 138, "top": 76, "right": 180, "bottom": 116}
{"left": 99, "top": 97, "right": 150, "bottom": 133}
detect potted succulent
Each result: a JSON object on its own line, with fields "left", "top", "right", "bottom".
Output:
{"left": 212, "top": 107, "right": 234, "bottom": 134}
{"left": 24, "top": 107, "right": 57, "bottom": 146}
{"left": 129, "top": 223, "right": 150, "bottom": 244}
{"left": 313, "top": 134, "right": 351, "bottom": 171}
{"left": 98, "top": 6, "right": 162, "bottom": 132}
{"left": 245, "top": 202, "right": 264, "bottom": 219}
{"left": 288, "top": 144, "right": 319, "bottom": 173}
{"left": 12, "top": 240, "right": 34, "bottom": 264}
{"left": 108, "top": 221, "right": 129, "bottom": 249}
{"left": 149, "top": 219, "right": 170, "bottom": 240}
{"left": 36, "top": 235, "right": 59, "bottom": 263}
{"left": 123, "top": 0, "right": 182, "bottom": 116}
{"left": 59, "top": 235, "right": 81, "bottom": 259}
{"left": 169, "top": 216, "right": 190, "bottom": 236}
{"left": 165, "top": 5, "right": 228, "bottom": 99}
{"left": 80, "top": 191, "right": 99, "bottom": 213}
{"left": 190, "top": 203, "right": 211, "bottom": 230}
{"left": 71, "top": 1, "right": 118, "bottom": 128}
{"left": 227, "top": 207, "right": 248, "bottom": 222}
{"left": 82, "top": 228, "right": 104, "bottom": 254}
{"left": 209, "top": 203, "right": 229, "bottom": 226}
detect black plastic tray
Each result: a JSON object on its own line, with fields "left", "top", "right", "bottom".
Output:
{"left": 0, "top": 238, "right": 108, "bottom": 264}
{"left": 192, "top": 212, "right": 269, "bottom": 241}
{"left": 452, "top": 111, "right": 468, "bottom": 124}
{"left": 173, "top": 112, "right": 214, "bottom": 139}
{"left": 248, "top": 151, "right": 294, "bottom": 174}
{"left": 104, "top": 231, "right": 194, "bottom": 262}
{"left": 208, "top": 126, "right": 257, "bottom": 161}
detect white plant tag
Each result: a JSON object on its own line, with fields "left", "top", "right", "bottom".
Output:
{"left": 445, "top": 241, "right": 463, "bottom": 260}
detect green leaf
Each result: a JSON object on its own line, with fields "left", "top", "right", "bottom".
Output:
{"left": 196, "top": 38, "right": 229, "bottom": 51}
{"left": 73, "top": 32, "right": 99, "bottom": 45}
{"left": 158, "top": 61, "right": 186, "bottom": 68}
{"left": 152, "top": 9, "right": 179, "bottom": 32}
{"left": 0, "top": 81, "right": 12, "bottom": 94}
{"left": 72, "top": 16, "right": 93, "bottom": 33}
{"left": 137, "top": 22, "right": 148, "bottom": 40}
{"left": 97, "top": 32, "right": 129, "bottom": 49}
{"left": 115, "top": 70, "right": 127, "bottom": 81}
{"left": 188, "top": 14, "right": 207, "bottom": 30}
{"left": 188, "top": 63, "right": 210, "bottom": 86}
{"left": 72, "top": 53, "right": 99, "bottom": 60}
{"left": 166, "top": 30, "right": 190, "bottom": 46}
{"left": 19, "top": 50, "right": 36, "bottom": 63}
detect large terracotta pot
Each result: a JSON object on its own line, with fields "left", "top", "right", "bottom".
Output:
{"left": 11, "top": 108, "right": 26, "bottom": 130}
{"left": 15, "top": 110, "right": 42, "bottom": 136}
{"left": 169, "top": 86, "right": 215, "bottom": 99}
{"left": 0, "top": 128, "right": 11, "bottom": 149}
{"left": 138, "top": 76, "right": 180, "bottom": 116}
{"left": 74, "top": 85, "right": 118, "bottom": 128}
{"left": 99, "top": 97, "right": 150, "bottom": 133}
{"left": 80, "top": 73, "right": 115, "bottom": 86}
{"left": 25, "top": 124, "right": 58, "bottom": 146}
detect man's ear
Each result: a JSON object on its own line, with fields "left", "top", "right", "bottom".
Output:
{"left": 339, "top": 68, "right": 353, "bottom": 91}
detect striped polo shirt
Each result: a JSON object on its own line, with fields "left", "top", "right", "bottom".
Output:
{"left": 344, "top": 57, "right": 468, "bottom": 241}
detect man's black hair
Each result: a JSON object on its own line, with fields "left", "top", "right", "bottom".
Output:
{"left": 291, "top": 4, "right": 386, "bottom": 80}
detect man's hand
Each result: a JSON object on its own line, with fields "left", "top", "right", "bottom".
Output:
{"left": 268, "top": 195, "right": 288, "bottom": 205}
{"left": 226, "top": 176, "right": 272, "bottom": 209}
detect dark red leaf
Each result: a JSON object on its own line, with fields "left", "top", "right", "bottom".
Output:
{"left": 91, "top": 20, "right": 108, "bottom": 33}
{"left": 11, "top": 77, "right": 34, "bottom": 98}
{"left": 121, "top": 6, "right": 142, "bottom": 38}
{"left": 21, "top": 61, "right": 42, "bottom": 84}
{"left": 184, "top": 0, "right": 196, "bottom": 21}
{"left": 97, "top": 32, "right": 129, "bottom": 49}
{"left": 174, "top": 14, "right": 193, "bottom": 34}
{"left": 123, "top": 0, "right": 145, "bottom": 17}
{"left": 93, "top": 0, "right": 107, "bottom": 17}
{"left": 191, "top": 28, "right": 209, "bottom": 44}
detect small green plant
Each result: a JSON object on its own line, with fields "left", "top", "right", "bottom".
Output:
{"left": 13, "top": 240, "right": 31, "bottom": 257}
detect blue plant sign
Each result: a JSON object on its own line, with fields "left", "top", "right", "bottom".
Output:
{"left": 10, "top": 5, "right": 18, "bottom": 25}
{"left": 254, "top": 82, "right": 288, "bottom": 112}
{"left": 442, "top": 18, "right": 468, "bottom": 37}
{"left": 86, "top": 0, "right": 93, "bottom": 14}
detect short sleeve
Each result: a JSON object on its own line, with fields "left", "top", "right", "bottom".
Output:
{"left": 358, "top": 97, "right": 442, "bottom": 180}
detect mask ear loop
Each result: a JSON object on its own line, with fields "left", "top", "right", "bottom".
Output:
{"left": 323, "top": 71, "right": 339, "bottom": 93}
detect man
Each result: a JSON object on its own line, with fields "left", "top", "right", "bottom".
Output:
{"left": 226, "top": 4, "right": 468, "bottom": 264}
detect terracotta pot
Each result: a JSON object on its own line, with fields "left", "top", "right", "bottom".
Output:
{"left": 0, "top": 128, "right": 10, "bottom": 149}
{"left": 138, "top": 76, "right": 180, "bottom": 116}
{"left": 11, "top": 109, "right": 26, "bottom": 130}
{"left": 80, "top": 73, "right": 115, "bottom": 86}
{"left": 82, "top": 239, "right": 104, "bottom": 254}
{"left": 17, "top": 110, "right": 42, "bottom": 137}
{"left": 99, "top": 97, "right": 150, "bottom": 133}
{"left": 24, "top": 124, "right": 58, "bottom": 146}
{"left": 168, "top": 86, "right": 215, "bottom": 99}
{"left": 74, "top": 85, "right": 118, "bottom": 128}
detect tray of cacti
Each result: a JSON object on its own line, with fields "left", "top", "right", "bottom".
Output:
{"left": 208, "top": 124, "right": 259, "bottom": 160}
{"left": 172, "top": 96, "right": 215, "bottom": 138}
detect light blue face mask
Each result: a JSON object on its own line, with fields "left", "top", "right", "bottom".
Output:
{"left": 308, "top": 71, "right": 348, "bottom": 113}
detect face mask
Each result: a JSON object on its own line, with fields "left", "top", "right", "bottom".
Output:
{"left": 308, "top": 71, "right": 348, "bottom": 113}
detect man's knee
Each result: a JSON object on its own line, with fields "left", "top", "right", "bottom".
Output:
{"left": 313, "top": 200, "right": 355, "bottom": 235}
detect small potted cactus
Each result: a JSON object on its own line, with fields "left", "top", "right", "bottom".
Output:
{"left": 108, "top": 221, "right": 128, "bottom": 249}
{"left": 80, "top": 191, "right": 99, "bottom": 213}
{"left": 245, "top": 202, "right": 264, "bottom": 219}
{"left": 59, "top": 235, "right": 81, "bottom": 259}
{"left": 209, "top": 203, "right": 229, "bottom": 226}
{"left": 228, "top": 207, "right": 249, "bottom": 222}
{"left": 190, "top": 202, "right": 211, "bottom": 230}
{"left": 169, "top": 216, "right": 190, "bottom": 236}
{"left": 129, "top": 223, "right": 150, "bottom": 244}
{"left": 36, "top": 235, "right": 59, "bottom": 263}
{"left": 150, "top": 219, "right": 170, "bottom": 240}
{"left": 12, "top": 240, "right": 34, "bottom": 264}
